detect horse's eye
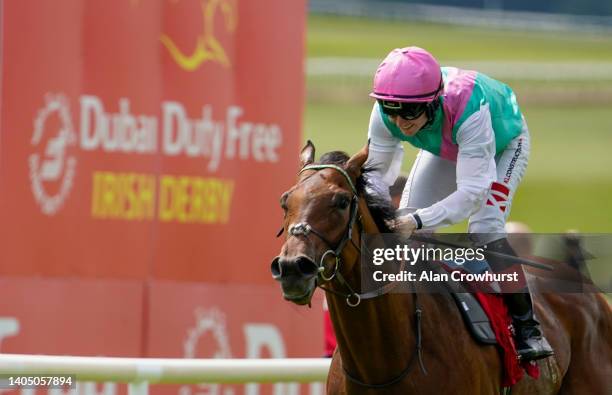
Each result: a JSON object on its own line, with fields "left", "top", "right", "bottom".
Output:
{"left": 336, "top": 196, "right": 350, "bottom": 210}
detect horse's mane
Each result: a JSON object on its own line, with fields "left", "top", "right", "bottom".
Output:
{"left": 317, "top": 151, "right": 396, "bottom": 233}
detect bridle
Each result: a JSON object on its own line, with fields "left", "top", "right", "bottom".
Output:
{"left": 294, "top": 164, "right": 363, "bottom": 304}
{"left": 277, "top": 163, "right": 427, "bottom": 388}
{"left": 285, "top": 164, "right": 404, "bottom": 307}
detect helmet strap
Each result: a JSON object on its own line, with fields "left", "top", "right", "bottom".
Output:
{"left": 423, "top": 98, "right": 441, "bottom": 128}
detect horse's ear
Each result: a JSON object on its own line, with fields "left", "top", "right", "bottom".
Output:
{"left": 346, "top": 140, "right": 370, "bottom": 178}
{"left": 300, "top": 140, "right": 315, "bottom": 167}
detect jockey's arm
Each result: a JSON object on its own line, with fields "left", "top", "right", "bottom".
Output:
{"left": 365, "top": 103, "right": 404, "bottom": 199}
{"left": 415, "top": 104, "right": 497, "bottom": 229}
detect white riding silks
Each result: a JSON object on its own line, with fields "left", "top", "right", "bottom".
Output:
{"left": 367, "top": 102, "right": 529, "bottom": 234}
{"left": 366, "top": 103, "right": 404, "bottom": 201}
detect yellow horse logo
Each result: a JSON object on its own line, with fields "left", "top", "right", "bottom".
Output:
{"left": 160, "top": 0, "right": 237, "bottom": 71}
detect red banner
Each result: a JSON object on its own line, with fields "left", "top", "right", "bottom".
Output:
{"left": 148, "top": 282, "right": 324, "bottom": 395}
{"left": 0, "top": 0, "right": 305, "bottom": 284}
{"left": 0, "top": 279, "right": 325, "bottom": 395}
{"left": 0, "top": 1, "right": 318, "bottom": 386}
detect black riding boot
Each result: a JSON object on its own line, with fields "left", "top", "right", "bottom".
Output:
{"left": 486, "top": 238, "right": 554, "bottom": 361}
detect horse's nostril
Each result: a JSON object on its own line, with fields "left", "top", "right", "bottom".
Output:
{"left": 296, "top": 256, "right": 318, "bottom": 277}
{"left": 271, "top": 257, "right": 282, "bottom": 279}
{"left": 272, "top": 256, "right": 318, "bottom": 279}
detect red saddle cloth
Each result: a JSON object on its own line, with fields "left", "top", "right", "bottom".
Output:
{"left": 474, "top": 293, "right": 540, "bottom": 386}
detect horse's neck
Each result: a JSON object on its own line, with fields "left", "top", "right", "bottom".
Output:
{"left": 326, "top": 199, "right": 418, "bottom": 383}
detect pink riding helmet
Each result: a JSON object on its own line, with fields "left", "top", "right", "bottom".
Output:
{"left": 370, "top": 46, "right": 443, "bottom": 103}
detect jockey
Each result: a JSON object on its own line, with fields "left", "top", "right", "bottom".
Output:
{"left": 366, "top": 46, "right": 553, "bottom": 361}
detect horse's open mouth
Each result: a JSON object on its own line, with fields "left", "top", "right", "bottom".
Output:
{"left": 283, "top": 288, "right": 314, "bottom": 305}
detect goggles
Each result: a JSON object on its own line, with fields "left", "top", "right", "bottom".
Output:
{"left": 379, "top": 100, "right": 428, "bottom": 120}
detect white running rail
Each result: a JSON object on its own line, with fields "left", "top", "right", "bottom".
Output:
{"left": 0, "top": 354, "right": 331, "bottom": 395}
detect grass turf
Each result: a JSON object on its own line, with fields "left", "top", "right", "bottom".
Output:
{"left": 308, "top": 15, "right": 612, "bottom": 61}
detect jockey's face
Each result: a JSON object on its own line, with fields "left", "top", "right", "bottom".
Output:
{"left": 389, "top": 111, "right": 429, "bottom": 137}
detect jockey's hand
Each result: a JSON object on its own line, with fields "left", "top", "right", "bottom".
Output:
{"left": 390, "top": 214, "right": 418, "bottom": 236}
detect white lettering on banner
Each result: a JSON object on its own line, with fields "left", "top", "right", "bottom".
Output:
{"left": 0, "top": 317, "right": 19, "bottom": 350}
{"left": 44, "top": 382, "right": 117, "bottom": 395}
{"left": 244, "top": 324, "right": 299, "bottom": 395}
{"left": 179, "top": 308, "right": 234, "bottom": 395}
{"left": 80, "top": 96, "right": 157, "bottom": 154}
{"left": 0, "top": 319, "right": 117, "bottom": 395}
{"left": 225, "top": 106, "right": 245, "bottom": 159}
{"left": 244, "top": 323, "right": 286, "bottom": 358}
{"left": 161, "top": 102, "right": 225, "bottom": 171}
{"left": 31, "top": 93, "right": 284, "bottom": 216}
{"left": 161, "top": 101, "right": 182, "bottom": 156}
{"left": 0, "top": 320, "right": 22, "bottom": 395}
{"left": 226, "top": 107, "right": 281, "bottom": 163}
{"left": 179, "top": 309, "right": 310, "bottom": 395}
{"left": 61, "top": 93, "right": 282, "bottom": 168}
{"left": 75, "top": 382, "right": 117, "bottom": 395}
{"left": 163, "top": 102, "right": 280, "bottom": 171}
{"left": 18, "top": 380, "right": 117, "bottom": 395}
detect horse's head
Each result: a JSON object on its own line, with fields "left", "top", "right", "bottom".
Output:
{"left": 271, "top": 141, "right": 370, "bottom": 305}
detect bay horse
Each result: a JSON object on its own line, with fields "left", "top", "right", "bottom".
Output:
{"left": 271, "top": 141, "right": 612, "bottom": 394}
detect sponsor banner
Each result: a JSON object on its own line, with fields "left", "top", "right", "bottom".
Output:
{"left": 0, "top": 0, "right": 305, "bottom": 284}
{"left": 147, "top": 281, "right": 325, "bottom": 395}
{"left": 0, "top": 278, "right": 326, "bottom": 395}
{"left": 0, "top": 278, "right": 143, "bottom": 356}
{"left": 0, "top": 277, "right": 143, "bottom": 394}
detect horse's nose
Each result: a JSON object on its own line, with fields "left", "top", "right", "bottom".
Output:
{"left": 271, "top": 255, "right": 319, "bottom": 280}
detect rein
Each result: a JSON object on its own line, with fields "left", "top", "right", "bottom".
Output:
{"left": 286, "top": 163, "right": 427, "bottom": 388}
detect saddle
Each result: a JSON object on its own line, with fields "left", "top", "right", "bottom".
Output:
{"left": 434, "top": 258, "right": 541, "bottom": 387}
{"left": 450, "top": 292, "right": 497, "bottom": 344}
{"left": 436, "top": 259, "right": 498, "bottom": 345}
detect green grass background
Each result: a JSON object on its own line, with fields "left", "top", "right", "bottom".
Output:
{"left": 307, "top": 16, "right": 612, "bottom": 61}
{"left": 304, "top": 15, "right": 612, "bottom": 233}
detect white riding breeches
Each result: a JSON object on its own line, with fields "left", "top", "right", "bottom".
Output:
{"left": 400, "top": 125, "right": 531, "bottom": 236}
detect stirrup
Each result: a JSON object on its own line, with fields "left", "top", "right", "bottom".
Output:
{"left": 515, "top": 335, "right": 554, "bottom": 361}
{"left": 518, "top": 346, "right": 554, "bottom": 362}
